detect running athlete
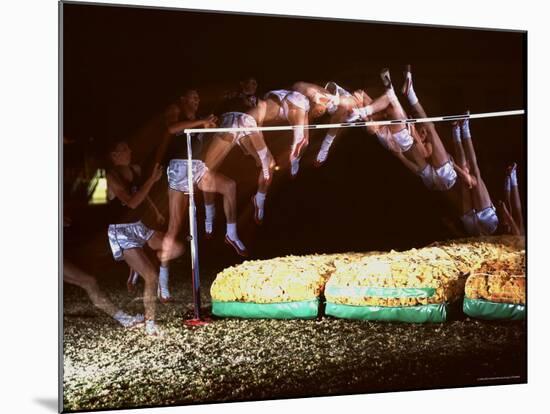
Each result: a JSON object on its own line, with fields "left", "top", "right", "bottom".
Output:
{"left": 106, "top": 141, "right": 175, "bottom": 335}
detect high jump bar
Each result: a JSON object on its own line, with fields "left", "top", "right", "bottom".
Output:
{"left": 184, "top": 109, "right": 525, "bottom": 134}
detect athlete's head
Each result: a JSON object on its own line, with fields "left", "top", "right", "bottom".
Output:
{"left": 240, "top": 76, "right": 258, "bottom": 96}
{"left": 179, "top": 88, "right": 200, "bottom": 113}
{"left": 108, "top": 141, "right": 132, "bottom": 166}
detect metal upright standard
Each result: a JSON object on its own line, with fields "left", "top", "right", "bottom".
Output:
{"left": 183, "top": 132, "right": 210, "bottom": 327}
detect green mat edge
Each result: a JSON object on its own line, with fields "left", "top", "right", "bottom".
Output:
{"left": 325, "top": 301, "right": 448, "bottom": 323}
{"left": 212, "top": 299, "right": 320, "bottom": 319}
{"left": 463, "top": 297, "right": 526, "bottom": 320}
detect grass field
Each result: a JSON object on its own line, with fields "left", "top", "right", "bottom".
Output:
{"left": 63, "top": 264, "right": 526, "bottom": 412}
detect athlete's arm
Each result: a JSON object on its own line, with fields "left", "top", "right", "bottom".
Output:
{"left": 107, "top": 164, "right": 162, "bottom": 209}
{"left": 165, "top": 104, "right": 215, "bottom": 135}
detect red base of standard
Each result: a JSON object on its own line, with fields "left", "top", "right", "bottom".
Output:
{"left": 183, "top": 317, "right": 212, "bottom": 327}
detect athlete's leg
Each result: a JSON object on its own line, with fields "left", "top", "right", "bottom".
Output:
{"left": 286, "top": 107, "right": 308, "bottom": 177}
{"left": 122, "top": 248, "right": 161, "bottom": 335}
{"left": 377, "top": 69, "right": 429, "bottom": 171}
{"left": 247, "top": 131, "right": 274, "bottom": 181}
{"left": 202, "top": 134, "right": 235, "bottom": 237}
{"left": 203, "top": 133, "right": 234, "bottom": 171}
{"left": 147, "top": 231, "right": 173, "bottom": 302}
{"left": 241, "top": 133, "right": 273, "bottom": 224}
{"left": 315, "top": 105, "right": 349, "bottom": 166}
{"left": 401, "top": 65, "right": 451, "bottom": 168}
{"left": 198, "top": 171, "right": 248, "bottom": 256}
{"left": 451, "top": 122, "right": 476, "bottom": 189}
{"left": 159, "top": 189, "right": 187, "bottom": 263}
{"left": 63, "top": 259, "right": 118, "bottom": 317}
{"left": 460, "top": 116, "right": 493, "bottom": 210}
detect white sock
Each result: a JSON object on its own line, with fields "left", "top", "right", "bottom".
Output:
{"left": 255, "top": 191, "right": 266, "bottom": 205}
{"left": 323, "top": 132, "right": 336, "bottom": 147}
{"left": 510, "top": 167, "right": 518, "bottom": 187}
{"left": 205, "top": 203, "right": 215, "bottom": 234}
{"left": 145, "top": 319, "right": 160, "bottom": 336}
{"left": 461, "top": 119, "right": 471, "bottom": 140}
{"left": 159, "top": 265, "right": 170, "bottom": 298}
{"left": 403, "top": 72, "right": 419, "bottom": 106}
{"left": 254, "top": 192, "right": 266, "bottom": 220}
{"left": 386, "top": 88, "right": 398, "bottom": 104}
{"left": 257, "top": 147, "right": 271, "bottom": 180}
{"left": 317, "top": 133, "right": 336, "bottom": 162}
{"left": 505, "top": 176, "right": 511, "bottom": 192}
{"left": 226, "top": 222, "right": 246, "bottom": 251}
{"left": 226, "top": 222, "right": 238, "bottom": 239}
{"left": 452, "top": 124, "right": 461, "bottom": 143}
{"left": 114, "top": 310, "right": 130, "bottom": 323}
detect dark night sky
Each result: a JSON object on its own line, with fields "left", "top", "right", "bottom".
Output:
{"left": 62, "top": 2, "right": 526, "bottom": 260}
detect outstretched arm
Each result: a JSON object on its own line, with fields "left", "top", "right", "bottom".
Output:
{"left": 156, "top": 105, "right": 217, "bottom": 164}
{"left": 165, "top": 104, "right": 215, "bottom": 135}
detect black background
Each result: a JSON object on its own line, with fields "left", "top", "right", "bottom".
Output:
{"left": 62, "top": 2, "right": 526, "bottom": 266}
